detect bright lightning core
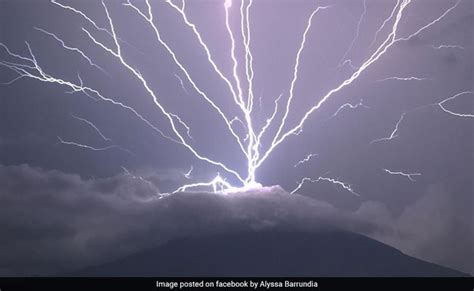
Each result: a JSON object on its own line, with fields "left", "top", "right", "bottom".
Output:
{"left": 0, "top": 0, "right": 470, "bottom": 196}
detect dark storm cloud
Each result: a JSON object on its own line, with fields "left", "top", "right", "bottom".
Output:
{"left": 0, "top": 163, "right": 360, "bottom": 276}
{"left": 0, "top": 164, "right": 471, "bottom": 276}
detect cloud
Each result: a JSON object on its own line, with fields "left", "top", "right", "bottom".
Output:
{"left": 0, "top": 164, "right": 373, "bottom": 276}
{"left": 0, "top": 164, "right": 471, "bottom": 276}
{"left": 356, "top": 185, "right": 474, "bottom": 275}
{"left": 0, "top": 164, "right": 159, "bottom": 276}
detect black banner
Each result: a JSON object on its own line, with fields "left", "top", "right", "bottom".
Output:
{"left": 0, "top": 277, "right": 472, "bottom": 291}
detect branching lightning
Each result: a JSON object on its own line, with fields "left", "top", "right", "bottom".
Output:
{"left": 254, "top": 0, "right": 415, "bottom": 169}
{"left": 174, "top": 73, "right": 189, "bottom": 95}
{"left": 183, "top": 165, "right": 194, "bottom": 179}
{"left": 173, "top": 172, "right": 235, "bottom": 194}
{"left": 327, "top": 99, "right": 370, "bottom": 120}
{"left": 338, "top": 59, "right": 360, "bottom": 71}
{"left": 270, "top": 4, "right": 331, "bottom": 155}
{"left": 370, "top": 90, "right": 472, "bottom": 146}
{"left": 122, "top": 166, "right": 156, "bottom": 188}
{"left": 34, "top": 27, "right": 107, "bottom": 74}
{"left": 59, "top": 114, "right": 133, "bottom": 154}
{"left": 395, "top": 0, "right": 461, "bottom": 43}
{"left": 57, "top": 136, "right": 120, "bottom": 152}
{"left": 436, "top": 91, "right": 474, "bottom": 118}
{"left": 71, "top": 114, "right": 112, "bottom": 142}
{"left": 370, "top": 112, "right": 406, "bottom": 144}
{"left": 294, "top": 153, "right": 318, "bottom": 168}
{"left": 339, "top": 0, "right": 367, "bottom": 65}
{"left": 369, "top": 0, "right": 400, "bottom": 49}
{"left": 383, "top": 168, "right": 421, "bottom": 182}
{"left": 0, "top": 0, "right": 468, "bottom": 196}
{"left": 291, "top": 176, "right": 359, "bottom": 196}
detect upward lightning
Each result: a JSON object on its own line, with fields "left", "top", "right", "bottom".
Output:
{"left": 369, "top": 0, "right": 400, "bottom": 49}
{"left": 271, "top": 4, "right": 331, "bottom": 154}
{"left": 339, "top": 0, "right": 367, "bottom": 65}
{"left": 71, "top": 114, "right": 112, "bottom": 142}
{"left": 34, "top": 27, "right": 107, "bottom": 74}
{"left": 0, "top": 0, "right": 467, "bottom": 195}
{"left": 370, "top": 112, "right": 406, "bottom": 144}
{"left": 256, "top": 0, "right": 413, "bottom": 169}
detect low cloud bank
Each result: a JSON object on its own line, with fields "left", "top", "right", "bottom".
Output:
{"left": 0, "top": 164, "right": 471, "bottom": 275}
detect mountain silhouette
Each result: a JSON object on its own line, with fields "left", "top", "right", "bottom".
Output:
{"left": 69, "top": 229, "right": 467, "bottom": 277}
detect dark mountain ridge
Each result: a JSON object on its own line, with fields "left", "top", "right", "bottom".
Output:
{"left": 69, "top": 229, "right": 468, "bottom": 277}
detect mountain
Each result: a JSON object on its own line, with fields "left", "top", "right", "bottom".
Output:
{"left": 69, "top": 229, "right": 467, "bottom": 277}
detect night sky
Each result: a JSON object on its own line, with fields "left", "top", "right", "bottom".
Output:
{"left": 0, "top": 0, "right": 473, "bottom": 276}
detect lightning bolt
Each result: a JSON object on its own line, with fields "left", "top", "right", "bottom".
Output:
{"left": 370, "top": 90, "right": 472, "bottom": 145}
{"left": 174, "top": 73, "right": 188, "bottom": 95}
{"left": 338, "top": 59, "right": 360, "bottom": 71}
{"left": 240, "top": 0, "right": 256, "bottom": 111}
{"left": 436, "top": 91, "right": 474, "bottom": 118}
{"left": 183, "top": 165, "right": 193, "bottom": 179}
{"left": 71, "top": 114, "right": 112, "bottom": 142}
{"left": 94, "top": 0, "right": 246, "bottom": 183}
{"left": 255, "top": 93, "right": 282, "bottom": 150}
{"left": 327, "top": 99, "right": 370, "bottom": 120}
{"left": 271, "top": 4, "right": 332, "bottom": 155}
{"left": 291, "top": 176, "right": 359, "bottom": 196}
{"left": 121, "top": 166, "right": 167, "bottom": 201}
{"left": 376, "top": 76, "right": 431, "bottom": 82}
{"left": 256, "top": 0, "right": 412, "bottom": 169}
{"left": 173, "top": 173, "right": 233, "bottom": 194}
{"left": 224, "top": 0, "right": 260, "bottom": 185}
{"left": 294, "top": 153, "right": 318, "bottom": 168}
{"left": 165, "top": 0, "right": 261, "bottom": 186}
{"left": 165, "top": 0, "right": 241, "bottom": 107}
{"left": 59, "top": 115, "right": 133, "bottom": 155}
{"left": 170, "top": 113, "right": 194, "bottom": 141}
{"left": 57, "top": 136, "right": 127, "bottom": 153}
{"left": 431, "top": 44, "right": 465, "bottom": 51}
{"left": 383, "top": 168, "right": 421, "bottom": 182}
{"left": 50, "top": 0, "right": 112, "bottom": 36}
{"left": 370, "top": 112, "right": 406, "bottom": 144}
{"left": 34, "top": 27, "right": 107, "bottom": 74}
{"left": 369, "top": 0, "right": 400, "bottom": 49}
{"left": 64, "top": 73, "right": 98, "bottom": 101}
{"left": 0, "top": 42, "right": 180, "bottom": 144}
{"left": 339, "top": 0, "right": 367, "bottom": 65}
{"left": 122, "top": 166, "right": 156, "bottom": 189}
{"left": 395, "top": 0, "right": 461, "bottom": 42}
{"left": 257, "top": 0, "right": 463, "bottom": 172}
